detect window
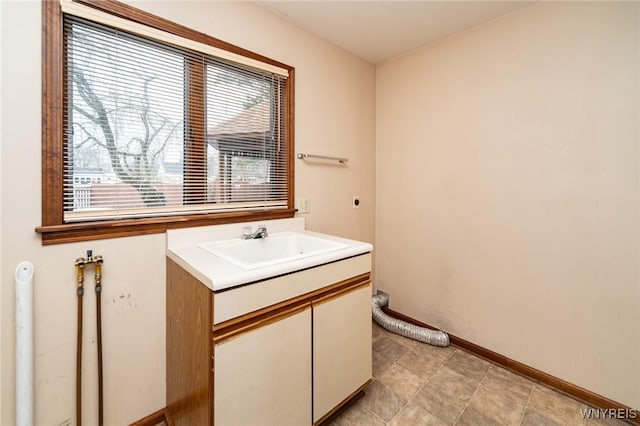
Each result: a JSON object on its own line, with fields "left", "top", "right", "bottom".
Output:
{"left": 38, "top": 0, "right": 294, "bottom": 244}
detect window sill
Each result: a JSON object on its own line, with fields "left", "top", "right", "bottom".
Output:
{"left": 35, "top": 208, "right": 296, "bottom": 245}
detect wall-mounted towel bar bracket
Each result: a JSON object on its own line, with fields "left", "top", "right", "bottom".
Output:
{"left": 296, "top": 153, "right": 349, "bottom": 164}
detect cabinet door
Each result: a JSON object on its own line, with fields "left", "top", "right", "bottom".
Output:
{"left": 214, "top": 306, "right": 312, "bottom": 426}
{"left": 313, "top": 283, "right": 372, "bottom": 423}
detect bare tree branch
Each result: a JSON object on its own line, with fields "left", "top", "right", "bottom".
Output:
{"left": 68, "top": 28, "right": 190, "bottom": 207}
{"left": 151, "top": 120, "right": 182, "bottom": 165}
{"left": 73, "top": 105, "right": 100, "bottom": 124}
{"left": 74, "top": 122, "right": 107, "bottom": 149}
{"left": 73, "top": 68, "right": 136, "bottom": 186}
{"left": 72, "top": 68, "right": 172, "bottom": 205}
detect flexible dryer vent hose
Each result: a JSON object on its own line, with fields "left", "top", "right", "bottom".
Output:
{"left": 372, "top": 293, "right": 450, "bottom": 347}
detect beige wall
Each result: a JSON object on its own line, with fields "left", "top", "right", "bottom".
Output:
{"left": 0, "top": 1, "right": 375, "bottom": 424}
{"left": 0, "top": 0, "right": 4, "bottom": 421}
{"left": 376, "top": 1, "right": 639, "bottom": 408}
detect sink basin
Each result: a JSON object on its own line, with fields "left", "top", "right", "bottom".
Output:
{"left": 199, "top": 231, "right": 349, "bottom": 270}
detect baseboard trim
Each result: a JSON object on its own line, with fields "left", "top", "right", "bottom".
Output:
{"left": 383, "top": 308, "right": 639, "bottom": 425}
{"left": 129, "top": 407, "right": 174, "bottom": 426}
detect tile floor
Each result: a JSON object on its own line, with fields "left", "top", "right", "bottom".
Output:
{"left": 327, "top": 322, "right": 628, "bottom": 426}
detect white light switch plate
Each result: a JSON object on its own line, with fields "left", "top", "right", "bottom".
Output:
{"left": 297, "top": 198, "right": 310, "bottom": 214}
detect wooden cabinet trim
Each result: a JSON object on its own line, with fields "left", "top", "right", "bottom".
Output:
{"left": 213, "top": 303, "right": 311, "bottom": 344}
{"left": 311, "top": 281, "right": 371, "bottom": 307}
{"left": 212, "top": 272, "right": 370, "bottom": 334}
{"left": 166, "top": 258, "right": 213, "bottom": 425}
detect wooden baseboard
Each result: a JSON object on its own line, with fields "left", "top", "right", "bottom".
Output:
{"left": 129, "top": 407, "right": 174, "bottom": 426}
{"left": 383, "top": 308, "right": 639, "bottom": 425}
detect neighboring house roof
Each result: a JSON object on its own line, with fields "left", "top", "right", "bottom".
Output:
{"left": 208, "top": 100, "right": 270, "bottom": 136}
{"left": 207, "top": 101, "right": 274, "bottom": 152}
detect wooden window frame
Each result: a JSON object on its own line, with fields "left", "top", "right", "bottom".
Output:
{"left": 37, "top": 0, "right": 295, "bottom": 245}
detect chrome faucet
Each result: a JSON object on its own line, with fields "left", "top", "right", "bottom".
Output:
{"left": 242, "top": 226, "right": 268, "bottom": 240}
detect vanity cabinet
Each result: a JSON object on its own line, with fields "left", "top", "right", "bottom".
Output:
{"left": 312, "top": 284, "right": 372, "bottom": 423}
{"left": 166, "top": 255, "right": 372, "bottom": 426}
{"left": 214, "top": 305, "right": 312, "bottom": 425}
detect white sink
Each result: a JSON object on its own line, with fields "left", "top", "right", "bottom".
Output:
{"left": 199, "top": 231, "right": 349, "bottom": 270}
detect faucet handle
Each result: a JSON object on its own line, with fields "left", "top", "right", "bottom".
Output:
{"left": 242, "top": 226, "right": 253, "bottom": 238}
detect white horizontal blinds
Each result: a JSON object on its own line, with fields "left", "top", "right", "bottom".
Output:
{"left": 206, "top": 60, "right": 288, "bottom": 207}
{"left": 63, "top": 14, "right": 289, "bottom": 222}
{"left": 64, "top": 16, "right": 188, "bottom": 221}
{"left": 59, "top": 0, "right": 289, "bottom": 77}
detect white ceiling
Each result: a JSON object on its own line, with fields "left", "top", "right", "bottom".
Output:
{"left": 256, "top": 1, "right": 533, "bottom": 63}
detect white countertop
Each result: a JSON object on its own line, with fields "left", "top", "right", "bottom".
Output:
{"left": 166, "top": 218, "right": 373, "bottom": 291}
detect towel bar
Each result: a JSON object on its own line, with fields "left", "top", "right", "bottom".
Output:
{"left": 296, "top": 153, "right": 348, "bottom": 164}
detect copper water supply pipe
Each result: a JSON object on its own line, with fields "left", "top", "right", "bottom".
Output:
{"left": 94, "top": 255, "right": 104, "bottom": 426}
{"left": 73, "top": 251, "right": 105, "bottom": 426}
{"left": 74, "top": 257, "right": 86, "bottom": 426}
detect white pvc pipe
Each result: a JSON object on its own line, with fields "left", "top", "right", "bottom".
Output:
{"left": 15, "top": 261, "right": 34, "bottom": 426}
